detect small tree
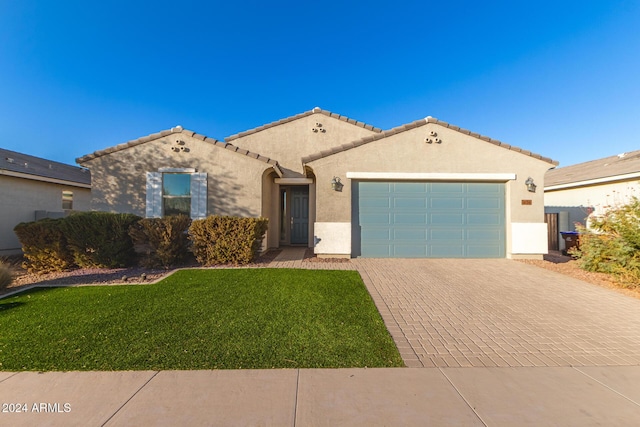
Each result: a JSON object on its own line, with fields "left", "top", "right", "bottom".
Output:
{"left": 571, "top": 197, "right": 640, "bottom": 287}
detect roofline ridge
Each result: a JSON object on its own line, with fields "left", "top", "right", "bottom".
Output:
{"left": 224, "top": 108, "right": 382, "bottom": 142}
{"left": 76, "top": 127, "right": 280, "bottom": 168}
{"left": 303, "top": 116, "right": 558, "bottom": 166}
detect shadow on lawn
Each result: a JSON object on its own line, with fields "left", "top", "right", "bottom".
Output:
{"left": 0, "top": 301, "right": 26, "bottom": 312}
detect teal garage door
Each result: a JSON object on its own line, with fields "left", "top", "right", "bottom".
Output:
{"left": 354, "top": 182, "right": 505, "bottom": 258}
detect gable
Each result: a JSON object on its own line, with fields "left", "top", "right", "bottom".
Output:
{"left": 223, "top": 108, "right": 381, "bottom": 177}
{"left": 77, "top": 128, "right": 281, "bottom": 217}
{"left": 302, "top": 117, "right": 557, "bottom": 167}
{"left": 77, "top": 126, "right": 282, "bottom": 175}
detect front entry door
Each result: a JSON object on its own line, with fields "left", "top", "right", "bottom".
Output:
{"left": 291, "top": 187, "right": 309, "bottom": 244}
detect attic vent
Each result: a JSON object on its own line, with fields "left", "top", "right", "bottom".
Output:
{"left": 6, "top": 157, "right": 14, "bottom": 163}
{"left": 49, "top": 164, "right": 53, "bottom": 169}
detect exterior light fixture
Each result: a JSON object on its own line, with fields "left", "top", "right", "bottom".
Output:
{"left": 331, "top": 176, "right": 343, "bottom": 192}
{"left": 525, "top": 177, "right": 537, "bottom": 193}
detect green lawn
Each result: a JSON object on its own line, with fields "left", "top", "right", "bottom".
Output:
{"left": 0, "top": 269, "right": 403, "bottom": 371}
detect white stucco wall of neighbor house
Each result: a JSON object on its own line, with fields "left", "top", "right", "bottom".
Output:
{"left": 545, "top": 180, "right": 639, "bottom": 221}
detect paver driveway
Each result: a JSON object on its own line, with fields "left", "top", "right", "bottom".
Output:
{"left": 352, "top": 258, "right": 640, "bottom": 368}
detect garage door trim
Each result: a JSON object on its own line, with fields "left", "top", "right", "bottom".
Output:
{"left": 346, "top": 172, "right": 516, "bottom": 181}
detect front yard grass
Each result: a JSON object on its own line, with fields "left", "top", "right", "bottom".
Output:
{"left": 0, "top": 269, "right": 403, "bottom": 371}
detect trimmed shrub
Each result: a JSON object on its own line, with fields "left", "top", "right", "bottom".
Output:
{"left": 129, "top": 215, "right": 192, "bottom": 268}
{"left": 62, "top": 212, "right": 141, "bottom": 268}
{"left": 13, "top": 218, "right": 75, "bottom": 273}
{"left": 189, "top": 216, "right": 268, "bottom": 266}
{"left": 0, "top": 261, "right": 12, "bottom": 290}
{"left": 571, "top": 197, "right": 640, "bottom": 287}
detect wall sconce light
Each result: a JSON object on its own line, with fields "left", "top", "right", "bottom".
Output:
{"left": 525, "top": 177, "right": 537, "bottom": 193}
{"left": 331, "top": 176, "right": 344, "bottom": 192}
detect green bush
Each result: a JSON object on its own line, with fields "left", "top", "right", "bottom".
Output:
{"left": 62, "top": 212, "right": 141, "bottom": 268}
{"left": 0, "top": 261, "right": 12, "bottom": 290}
{"left": 189, "top": 216, "right": 268, "bottom": 266}
{"left": 129, "top": 215, "right": 192, "bottom": 268}
{"left": 13, "top": 218, "right": 75, "bottom": 273}
{"left": 571, "top": 197, "right": 640, "bottom": 287}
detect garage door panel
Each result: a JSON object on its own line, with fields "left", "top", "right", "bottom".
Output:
{"left": 467, "top": 213, "right": 501, "bottom": 225}
{"left": 430, "top": 198, "right": 464, "bottom": 209}
{"left": 362, "top": 228, "right": 391, "bottom": 240}
{"left": 394, "top": 228, "right": 428, "bottom": 240}
{"left": 361, "top": 244, "right": 393, "bottom": 257}
{"left": 394, "top": 245, "right": 427, "bottom": 257}
{"left": 429, "top": 245, "right": 465, "bottom": 257}
{"left": 467, "top": 229, "right": 503, "bottom": 240}
{"left": 395, "top": 213, "right": 427, "bottom": 224}
{"left": 430, "top": 229, "right": 465, "bottom": 240}
{"left": 360, "top": 213, "right": 391, "bottom": 224}
{"left": 467, "top": 197, "right": 502, "bottom": 209}
{"left": 468, "top": 183, "right": 501, "bottom": 193}
{"left": 394, "top": 197, "right": 427, "bottom": 208}
{"left": 360, "top": 197, "right": 391, "bottom": 208}
{"left": 430, "top": 213, "right": 465, "bottom": 225}
{"left": 467, "top": 245, "right": 502, "bottom": 257}
{"left": 360, "top": 182, "right": 391, "bottom": 193}
{"left": 394, "top": 182, "right": 427, "bottom": 193}
{"left": 356, "top": 181, "right": 505, "bottom": 258}
{"left": 431, "top": 183, "right": 464, "bottom": 193}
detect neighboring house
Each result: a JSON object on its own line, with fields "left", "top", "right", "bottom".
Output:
{"left": 544, "top": 150, "right": 640, "bottom": 251}
{"left": 77, "top": 107, "right": 557, "bottom": 259}
{"left": 0, "top": 148, "right": 91, "bottom": 255}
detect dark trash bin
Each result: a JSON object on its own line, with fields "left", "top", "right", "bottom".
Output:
{"left": 560, "top": 231, "right": 580, "bottom": 255}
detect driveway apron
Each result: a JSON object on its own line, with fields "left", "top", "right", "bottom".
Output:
{"left": 353, "top": 258, "right": 640, "bottom": 368}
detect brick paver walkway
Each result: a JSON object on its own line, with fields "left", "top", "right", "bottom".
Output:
{"left": 353, "top": 258, "right": 640, "bottom": 368}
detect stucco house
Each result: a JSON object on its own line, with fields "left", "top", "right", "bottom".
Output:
{"left": 77, "top": 108, "right": 557, "bottom": 259}
{"left": 544, "top": 150, "right": 640, "bottom": 251}
{"left": 1, "top": 148, "right": 91, "bottom": 255}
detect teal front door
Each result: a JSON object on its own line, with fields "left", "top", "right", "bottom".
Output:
{"left": 291, "top": 187, "right": 309, "bottom": 244}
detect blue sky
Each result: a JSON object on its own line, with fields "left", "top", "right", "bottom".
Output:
{"left": 1, "top": 1, "right": 639, "bottom": 168}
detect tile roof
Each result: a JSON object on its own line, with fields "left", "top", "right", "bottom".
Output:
{"left": 1, "top": 147, "right": 91, "bottom": 186}
{"left": 301, "top": 116, "right": 558, "bottom": 165}
{"left": 76, "top": 126, "right": 282, "bottom": 175}
{"left": 545, "top": 149, "right": 640, "bottom": 187}
{"left": 224, "top": 107, "right": 382, "bottom": 142}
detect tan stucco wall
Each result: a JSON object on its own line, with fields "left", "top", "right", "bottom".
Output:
{"left": 308, "top": 123, "right": 552, "bottom": 222}
{"left": 229, "top": 113, "right": 378, "bottom": 176}
{"left": 79, "top": 133, "right": 271, "bottom": 218}
{"left": 307, "top": 122, "right": 554, "bottom": 257}
{"left": 0, "top": 175, "right": 90, "bottom": 254}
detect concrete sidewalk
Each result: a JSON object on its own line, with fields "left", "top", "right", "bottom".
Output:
{"left": 1, "top": 366, "right": 640, "bottom": 426}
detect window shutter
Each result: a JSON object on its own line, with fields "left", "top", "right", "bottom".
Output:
{"left": 190, "top": 172, "right": 208, "bottom": 219}
{"left": 146, "top": 172, "right": 162, "bottom": 218}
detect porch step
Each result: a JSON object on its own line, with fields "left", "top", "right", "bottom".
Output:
{"left": 273, "top": 247, "right": 307, "bottom": 262}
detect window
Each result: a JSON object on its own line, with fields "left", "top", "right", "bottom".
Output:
{"left": 146, "top": 169, "right": 207, "bottom": 219}
{"left": 62, "top": 191, "right": 73, "bottom": 210}
{"left": 163, "top": 173, "right": 191, "bottom": 217}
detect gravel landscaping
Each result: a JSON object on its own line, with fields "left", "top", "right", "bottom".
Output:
{"left": 2, "top": 250, "right": 638, "bottom": 300}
